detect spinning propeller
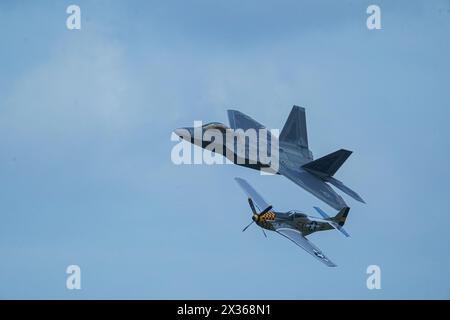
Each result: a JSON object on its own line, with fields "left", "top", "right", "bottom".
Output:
{"left": 242, "top": 198, "right": 272, "bottom": 238}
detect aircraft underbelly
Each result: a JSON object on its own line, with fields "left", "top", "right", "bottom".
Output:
{"left": 269, "top": 218, "right": 329, "bottom": 236}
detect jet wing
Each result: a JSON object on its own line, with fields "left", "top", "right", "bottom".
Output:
{"left": 227, "top": 110, "right": 278, "bottom": 165}
{"left": 276, "top": 227, "right": 337, "bottom": 267}
{"left": 279, "top": 165, "right": 348, "bottom": 211}
{"left": 235, "top": 177, "right": 271, "bottom": 212}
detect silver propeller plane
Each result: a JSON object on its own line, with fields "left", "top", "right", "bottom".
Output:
{"left": 235, "top": 177, "right": 350, "bottom": 267}
{"left": 174, "top": 106, "right": 365, "bottom": 210}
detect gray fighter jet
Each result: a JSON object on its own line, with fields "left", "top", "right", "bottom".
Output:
{"left": 174, "top": 106, "right": 365, "bottom": 210}
{"left": 235, "top": 178, "right": 350, "bottom": 267}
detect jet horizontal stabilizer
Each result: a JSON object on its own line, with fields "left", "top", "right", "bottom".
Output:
{"left": 326, "top": 177, "right": 366, "bottom": 204}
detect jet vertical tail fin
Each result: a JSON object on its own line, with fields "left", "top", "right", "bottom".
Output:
{"left": 279, "top": 106, "right": 309, "bottom": 149}
{"left": 302, "top": 149, "right": 352, "bottom": 178}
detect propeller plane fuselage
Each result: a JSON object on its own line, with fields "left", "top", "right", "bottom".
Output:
{"left": 252, "top": 208, "right": 334, "bottom": 236}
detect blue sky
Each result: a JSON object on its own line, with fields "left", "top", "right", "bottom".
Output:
{"left": 0, "top": 0, "right": 449, "bottom": 299}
